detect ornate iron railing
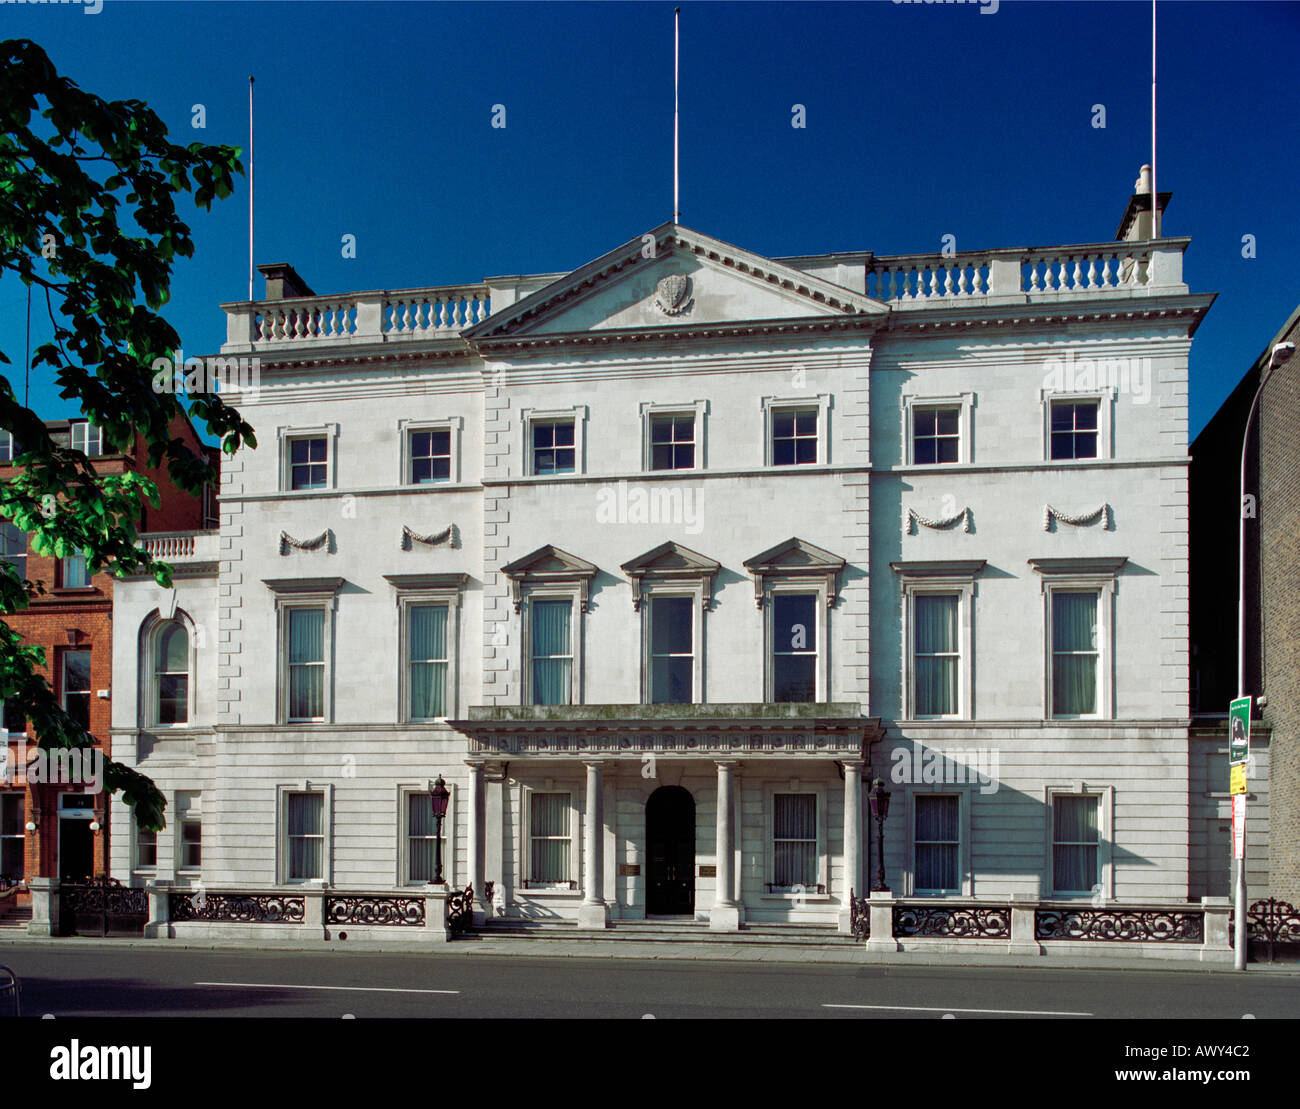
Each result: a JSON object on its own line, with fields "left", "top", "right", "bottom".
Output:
{"left": 170, "top": 892, "right": 305, "bottom": 924}
{"left": 1035, "top": 908, "right": 1203, "bottom": 943}
{"left": 59, "top": 877, "right": 148, "bottom": 937}
{"left": 326, "top": 896, "right": 425, "bottom": 927}
{"left": 848, "top": 888, "right": 870, "bottom": 940}
{"left": 447, "top": 884, "right": 474, "bottom": 936}
{"left": 894, "top": 904, "right": 1011, "bottom": 939}
{"left": 1233, "top": 898, "right": 1300, "bottom": 962}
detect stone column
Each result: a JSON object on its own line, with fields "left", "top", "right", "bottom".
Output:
{"left": 710, "top": 760, "right": 741, "bottom": 931}
{"left": 465, "top": 761, "right": 484, "bottom": 924}
{"left": 839, "top": 760, "right": 864, "bottom": 934}
{"left": 577, "top": 760, "right": 609, "bottom": 929}
{"left": 144, "top": 879, "right": 172, "bottom": 940}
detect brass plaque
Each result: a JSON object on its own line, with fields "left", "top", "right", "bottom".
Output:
{"left": 618, "top": 863, "right": 641, "bottom": 876}
{"left": 698, "top": 865, "right": 717, "bottom": 878}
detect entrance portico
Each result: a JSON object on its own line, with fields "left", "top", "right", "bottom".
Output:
{"left": 453, "top": 704, "right": 881, "bottom": 931}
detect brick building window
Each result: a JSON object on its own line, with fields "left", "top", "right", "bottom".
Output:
{"left": 0, "top": 794, "right": 23, "bottom": 881}
{"left": 62, "top": 650, "right": 91, "bottom": 732}
{"left": 0, "top": 523, "right": 26, "bottom": 581}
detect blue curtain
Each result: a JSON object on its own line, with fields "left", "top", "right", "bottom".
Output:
{"left": 915, "top": 795, "right": 959, "bottom": 890}
{"left": 1052, "top": 592, "right": 1097, "bottom": 715}
{"left": 530, "top": 793, "right": 570, "bottom": 883}
{"left": 288, "top": 793, "right": 323, "bottom": 879}
{"left": 915, "top": 594, "right": 958, "bottom": 715}
{"left": 531, "top": 600, "right": 572, "bottom": 706}
{"left": 409, "top": 605, "right": 447, "bottom": 719}
{"left": 1053, "top": 795, "right": 1099, "bottom": 892}
{"left": 288, "top": 609, "right": 324, "bottom": 719}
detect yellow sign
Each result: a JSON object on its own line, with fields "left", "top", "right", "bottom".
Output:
{"left": 1230, "top": 763, "right": 1248, "bottom": 796}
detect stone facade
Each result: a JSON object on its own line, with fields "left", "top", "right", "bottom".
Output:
{"left": 108, "top": 184, "right": 1218, "bottom": 937}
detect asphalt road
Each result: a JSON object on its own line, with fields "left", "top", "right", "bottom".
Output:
{"left": 3, "top": 944, "right": 1298, "bottom": 1019}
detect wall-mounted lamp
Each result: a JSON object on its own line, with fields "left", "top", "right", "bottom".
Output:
{"left": 24, "top": 821, "right": 36, "bottom": 833}
{"left": 88, "top": 821, "right": 101, "bottom": 833}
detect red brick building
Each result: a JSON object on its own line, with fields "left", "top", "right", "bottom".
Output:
{"left": 0, "top": 412, "right": 216, "bottom": 921}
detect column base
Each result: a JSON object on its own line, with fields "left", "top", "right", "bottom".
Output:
{"left": 577, "top": 902, "right": 610, "bottom": 929}
{"left": 709, "top": 904, "right": 742, "bottom": 931}
{"left": 1006, "top": 942, "right": 1042, "bottom": 957}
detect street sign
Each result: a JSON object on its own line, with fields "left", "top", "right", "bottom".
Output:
{"left": 1229, "top": 696, "right": 1251, "bottom": 765}
{"left": 1230, "top": 763, "right": 1248, "bottom": 796}
{"left": 1232, "top": 793, "right": 1247, "bottom": 861}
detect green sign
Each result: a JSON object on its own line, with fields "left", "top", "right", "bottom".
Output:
{"left": 1229, "top": 696, "right": 1251, "bottom": 765}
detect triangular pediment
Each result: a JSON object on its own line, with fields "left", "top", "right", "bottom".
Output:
{"left": 744, "top": 537, "right": 846, "bottom": 573}
{"left": 466, "top": 223, "right": 887, "bottom": 343}
{"left": 621, "top": 540, "right": 721, "bottom": 576}
{"left": 501, "top": 544, "right": 598, "bottom": 578}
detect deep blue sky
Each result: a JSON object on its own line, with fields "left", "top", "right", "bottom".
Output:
{"left": 2, "top": 0, "right": 1297, "bottom": 438}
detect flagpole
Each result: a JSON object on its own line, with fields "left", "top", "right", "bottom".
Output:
{"left": 1150, "top": 0, "right": 1158, "bottom": 238}
{"left": 248, "top": 75, "right": 255, "bottom": 301}
{"left": 673, "top": 7, "right": 680, "bottom": 223}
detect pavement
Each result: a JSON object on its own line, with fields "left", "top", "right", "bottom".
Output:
{"left": 3, "top": 930, "right": 1299, "bottom": 975}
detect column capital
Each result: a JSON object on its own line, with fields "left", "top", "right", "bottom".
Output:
{"left": 713, "top": 758, "right": 741, "bottom": 770}
{"left": 580, "top": 757, "right": 608, "bottom": 769}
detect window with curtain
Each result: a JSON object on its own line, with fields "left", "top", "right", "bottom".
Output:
{"left": 136, "top": 826, "right": 157, "bottom": 868}
{"left": 529, "top": 792, "right": 571, "bottom": 886}
{"left": 287, "top": 792, "right": 324, "bottom": 880}
{"left": 408, "top": 604, "right": 448, "bottom": 719}
{"left": 2, "top": 697, "right": 26, "bottom": 737}
{"left": 773, "top": 793, "right": 817, "bottom": 887}
{"left": 1053, "top": 794, "right": 1099, "bottom": 893}
{"left": 70, "top": 420, "right": 104, "bottom": 456}
{"left": 409, "top": 428, "right": 452, "bottom": 484}
{"left": 0, "top": 431, "right": 20, "bottom": 462}
{"left": 530, "top": 599, "right": 572, "bottom": 706}
{"left": 914, "top": 593, "right": 959, "bottom": 716}
{"left": 0, "top": 522, "right": 26, "bottom": 580}
{"left": 650, "top": 596, "right": 693, "bottom": 704}
{"left": 155, "top": 621, "right": 189, "bottom": 724}
{"left": 287, "top": 608, "right": 325, "bottom": 720}
{"left": 772, "top": 593, "right": 817, "bottom": 702}
{"left": 62, "top": 553, "right": 90, "bottom": 588}
{"left": 408, "top": 792, "right": 437, "bottom": 883}
{"left": 0, "top": 794, "right": 24, "bottom": 881}
{"left": 915, "top": 795, "right": 959, "bottom": 891}
{"left": 1052, "top": 591, "right": 1098, "bottom": 716}
{"left": 62, "top": 650, "right": 91, "bottom": 731}
{"left": 913, "top": 406, "right": 960, "bottom": 463}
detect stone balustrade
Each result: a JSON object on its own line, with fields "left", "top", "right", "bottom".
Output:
{"left": 224, "top": 284, "right": 492, "bottom": 349}
{"left": 140, "top": 530, "right": 219, "bottom": 562}
{"left": 866, "top": 238, "right": 1189, "bottom": 306}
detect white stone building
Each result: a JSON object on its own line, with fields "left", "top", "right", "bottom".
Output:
{"left": 108, "top": 171, "right": 1215, "bottom": 939}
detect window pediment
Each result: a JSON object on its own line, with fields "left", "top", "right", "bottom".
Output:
{"left": 743, "top": 538, "right": 846, "bottom": 608}
{"left": 620, "top": 541, "right": 720, "bottom": 611}
{"left": 501, "top": 545, "right": 599, "bottom": 613}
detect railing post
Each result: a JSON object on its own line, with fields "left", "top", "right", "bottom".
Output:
{"left": 1201, "top": 896, "right": 1232, "bottom": 962}
{"left": 986, "top": 255, "right": 1024, "bottom": 302}
{"left": 1146, "top": 244, "right": 1186, "bottom": 290}
{"left": 354, "top": 295, "right": 384, "bottom": 340}
{"left": 426, "top": 889, "right": 451, "bottom": 943}
{"left": 1008, "top": 894, "right": 1041, "bottom": 956}
{"left": 866, "top": 891, "right": 898, "bottom": 953}
{"left": 25, "top": 878, "right": 59, "bottom": 937}
{"left": 304, "top": 888, "right": 327, "bottom": 939}
{"left": 144, "top": 879, "right": 172, "bottom": 940}
{"left": 224, "top": 305, "right": 257, "bottom": 348}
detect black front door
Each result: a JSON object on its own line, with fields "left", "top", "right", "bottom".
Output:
{"left": 646, "top": 786, "right": 694, "bottom": 915}
{"left": 59, "top": 820, "right": 93, "bottom": 882}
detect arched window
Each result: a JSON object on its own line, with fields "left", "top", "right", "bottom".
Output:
{"left": 153, "top": 621, "right": 189, "bottom": 725}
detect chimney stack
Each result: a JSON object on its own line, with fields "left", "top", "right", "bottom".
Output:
{"left": 1116, "top": 164, "right": 1170, "bottom": 242}
{"left": 255, "top": 262, "right": 315, "bottom": 301}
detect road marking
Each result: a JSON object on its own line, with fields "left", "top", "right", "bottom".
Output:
{"left": 196, "top": 981, "right": 459, "bottom": 995}
{"left": 823, "top": 1003, "right": 1091, "bottom": 1017}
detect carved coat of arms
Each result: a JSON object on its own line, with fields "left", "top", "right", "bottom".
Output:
{"left": 654, "top": 273, "right": 693, "bottom": 317}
